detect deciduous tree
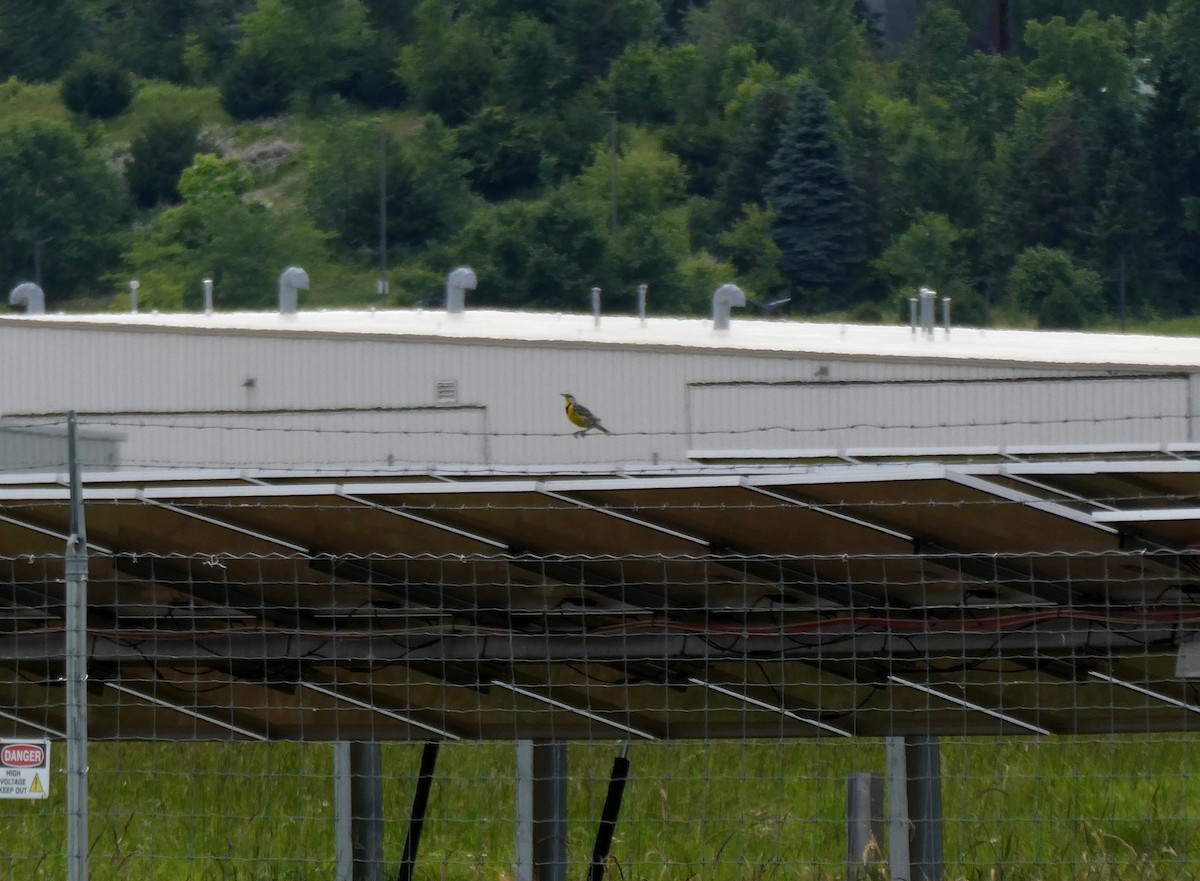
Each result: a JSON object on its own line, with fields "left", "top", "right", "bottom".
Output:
{"left": 0, "top": 120, "right": 127, "bottom": 302}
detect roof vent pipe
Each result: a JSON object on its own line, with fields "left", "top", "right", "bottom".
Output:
{"left": 637, "top": 284, "right": 648, "bottom": 325}
{"left": 919, "top": 286, "right": 936, "bottom": 335}
{"left": 445, "top": 267, "right": 476, "bottom": 314}
{"left": 278, "top": 266, "right": 309, "bottom": 315}
{"left": 129, "top": 279, "right": 139, "bottom": 313}
{"left": 942, "top": 296, "right": 951, "bottom": 336}
{"left": 9, "top": 282, "right": 45, "bottom": 315}
{"left": 909, "top": 297, "right": 918, "bottom": 334}
{"left": 591, "top": 286, "right": 601, "bottom": 327}
{"left": 712, "top": 283, "right": 745, "bottom": 331}
{"left": 203, "top": 277, "right": 214, "bottom": 315}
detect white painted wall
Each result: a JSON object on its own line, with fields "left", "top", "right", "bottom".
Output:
{"left": 3, "top": 310, "right": 1196, "bottom": 471}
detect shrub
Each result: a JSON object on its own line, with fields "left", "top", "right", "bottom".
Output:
{"left": 218, "top": 51, "right": 292, "bottom": 121}
{"left": 126, "top": 113, "right": 204, "bottom": 208}
{"left": 60, "top": 53, "right": 134, "bottom": 119}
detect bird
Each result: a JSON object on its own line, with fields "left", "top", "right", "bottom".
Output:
{"left": 561, "top": 393, "right": 610, "bottom": 437}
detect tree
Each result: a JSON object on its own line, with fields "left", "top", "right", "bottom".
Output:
{"left": 85, "top": 0, "right": 240, "bottom": 84}
{"left": 126, "top": 112, "right": 204, "bottom": 208}
{"left": 397, "top": 0, "right": 499, "bottom": 125}
{"left": 873, "top": 212, "right": 982, "bottom": 323}
{"left": 456, "top": 107, "right": 544, "bottom": 201}
{"left": 60, "top": 52, "right": 135, "bottom": 119}
{"left": 306, "top": 118, "right": 471, "bottom": 254}
{"left": 1007, "top": 245, "right": 1104, "bottom": 328}
{"left": 1025, "top": 11, "right": 1135, "bottom": 100}
{"left": 0, "top": 120, "right": 127, "bottom": 302}
{"left": 0, "top": 0, "right": 88, "bottom": 83}
{"left": 457, "top": 189, "right": 607, "bottom": 310}
{"left": 219, "top": 49, "right": 293, "bottom": 120}
{"left": 716, "top": 204, "right": 787, "bottom": 305}
{"left": 765, "top": 80, "right": 865, "bottom": 310}
{"left": 898, "top": 1, "right": 971, "bottom": 101}
{"left": 237, "top": 0, "right": 374, "bottom": 106}
{"left": 714, "top": 78, "right": 790, "bottom": 224}
{"left": 1086, "top": 146, "right": 1161, "bottom": 323}
{"left": 123, "top": 154, "right": 328, "bottom": 311}
{"left": 990, "top": 82, "right": 1089, "bottom": 256}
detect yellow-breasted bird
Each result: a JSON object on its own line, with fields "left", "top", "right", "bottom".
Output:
{"left": 561, "top": 393, "right": 610, "bottom": 437}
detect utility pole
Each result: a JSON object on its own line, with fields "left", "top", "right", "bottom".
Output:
{"left": 377, "top": 120, "right": 389, "bottom": 303}
{"left": 606, "top": 111, "right": 618, "bottom": 241}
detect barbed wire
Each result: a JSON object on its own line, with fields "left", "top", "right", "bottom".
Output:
{"left": 0, "top": 409, "right": 1190, "bottom": 439}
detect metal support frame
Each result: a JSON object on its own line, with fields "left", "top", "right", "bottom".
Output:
{"left": 335, "top": 741, "right": 385, "bottom": 881}
{"left": 905, "top": 736, "right": 943, "bottom": 881}
{"left": 516, "top": 740, "right": 568, "bottom": 881}
{"left": 885, "top": 737, "right": 911, "bottom": 881}
{"left": 396, "top": 742, "right": 440, "bottom": 881}
{"left": 588, "top": 743, "right": 630, "bottom": 881}
{"left": 846, "top": 772, "right": 883, "bottom": 880}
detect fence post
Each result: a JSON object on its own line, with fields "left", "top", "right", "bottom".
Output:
{"left": 516, "top": 741, "right": 534, "bottom": 881}
{"left": 334, "top": 743, "right": 353, "bottom": 881}
{"left": 517, "top": 740, "right": 569, "bottom": 881}
{"left": 846, "top": 772, "right": 884, "bottom": 880}
{"left": 350, "top": 741, "right": 385, "bottom": 881}
{"left": 65, "top": 411, "right": 90, "bottom": 881}
{"left": 906, "top": 736, "right": 944, "bottom": 881}
{"left": 885, "top": 737, "right": 911, "bottom": 881}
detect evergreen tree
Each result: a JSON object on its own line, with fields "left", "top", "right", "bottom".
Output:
{"left": 765, "top": 80, "right": 865, "bottom": 310}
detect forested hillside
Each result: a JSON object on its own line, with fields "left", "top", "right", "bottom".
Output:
{"left": 1, "top": 0, "right": 1197, "bottom": 329}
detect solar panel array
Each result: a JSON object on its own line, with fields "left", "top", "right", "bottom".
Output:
{"left": 3, "top": 451, "right": 1200, "bottom": 742}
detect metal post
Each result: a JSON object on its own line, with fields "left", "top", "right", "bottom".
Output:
{"left": 517, "top": 740, "right": 568, "bottom": 881}
{"left": 334, "top": 742, "right": 353, "bottom": 881}
{"left": 846, "top": 772, "right": 883, "bottom": 881}
{"left": 534, "top": 741, "right": 569, "bottom": 881}
{"left": 65, "top": 411, "right": 89, "bottom": 881}
{"left": 905, "top": 736, "right": 943, "bottom": 881}
{"left": 516, "top": 741, "right": 534, "bottom": 881}
{"left": 396, "top": 742, "right": 440, "bottom": 881}
{"left": 588, "top": 743, "right": 630, "bottom": 881}
{"left": 885, "top": 737, "right": 911, "bottom": 881}
{"left": 351, "top": 741, "right": 385, "bottom": 881}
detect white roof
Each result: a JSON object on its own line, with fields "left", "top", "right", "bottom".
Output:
{"left": 7, "top": 307, "right": 1200, "bottom": 369}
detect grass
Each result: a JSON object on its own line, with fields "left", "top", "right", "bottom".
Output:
{"left": 2, "top": 734, "right": 1199, "bottom": 881}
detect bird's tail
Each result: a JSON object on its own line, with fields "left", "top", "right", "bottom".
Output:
{"left": 596, "top": 424, "right": 611, "bottom": 434}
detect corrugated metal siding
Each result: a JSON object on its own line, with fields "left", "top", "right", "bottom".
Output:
{"left": 1, "top": 322, "right": 1188, "bottom": 470}
{"left": 688, "top": 376, "right": 1192, "bottom": 451}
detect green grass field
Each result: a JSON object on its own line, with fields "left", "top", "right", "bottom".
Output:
{"left": 3, "top": 734, "right": 1199, "bottom": 881}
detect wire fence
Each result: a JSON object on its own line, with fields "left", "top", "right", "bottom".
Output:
{"left": 2, "top": 543, "right": 1199, "bottom": 881}
{"left": 3, "top": 735, "right": 1199, "bottom": 881}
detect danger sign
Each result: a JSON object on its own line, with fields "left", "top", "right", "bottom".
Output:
{"left": 0, "top": 740, "right": 50, "bottom": 799}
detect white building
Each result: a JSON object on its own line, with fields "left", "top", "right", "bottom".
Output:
{"left": 4, "top": 285, "right": 1200, "bottom": 473}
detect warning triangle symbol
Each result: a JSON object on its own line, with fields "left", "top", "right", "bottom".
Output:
{"left": 28, "top": 774, "right": 43, "bottom": 794}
